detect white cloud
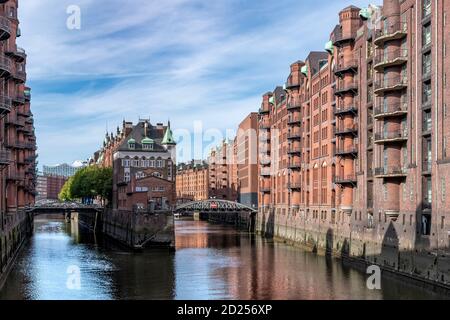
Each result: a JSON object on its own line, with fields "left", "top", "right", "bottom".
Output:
{"left": 19, "top": 0, "right": 376, "bottom": 166}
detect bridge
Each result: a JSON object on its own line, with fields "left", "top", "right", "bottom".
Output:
{"left": 26, "top": 200, "right": 103, "bottom": 232}
{"left": 174, "top": 199, "right": 257, "bottom": 231}
{"left": 27, "top": 200, "right": 103, "bottom": 215}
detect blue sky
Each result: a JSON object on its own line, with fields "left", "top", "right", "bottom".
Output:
{"left": 18, "top": 0, "right": 375, "bottom": 167}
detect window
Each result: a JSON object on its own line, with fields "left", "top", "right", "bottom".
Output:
{"left": 423, "top": 23, "right": 432, "bottom": 48}
{"left": 423, "top": 0, "right": 431, "bottom": 18}
{"left": 122, "top": 159, "right": 130, "bottom": 167}
{"left": 129, "top": 142, "right": 135, "bottom": 150}
{"left": 423, "top": 81, "right": 432, "bottom": 105}
{"left": 422, "top": 111, "right": 432, "bottom": 132}
{"left": 423, "top": 52, "right": 431, "bottom": 77}
{"left": 424, "top": 176, "right": 432, "bottom": 207}
{"left": 142, "top": 143, "right": 153, "bottom": 150}
{"left": 367, "top": 213, "right": 374, "bottom": 229}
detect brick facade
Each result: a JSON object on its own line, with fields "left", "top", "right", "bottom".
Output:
{"left": 176, "top": 160, "right": 209, "bottom": 202}
{"left": 256, "top": 1, "right": 450, "bottom": 288}
{"left": 0, "top": 0, "right": 35, "bottom": 284}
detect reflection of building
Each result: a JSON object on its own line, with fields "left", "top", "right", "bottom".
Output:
{"left": 176, "top": 160, "right": 209, "bottom": 201}
{"left": 256, "top": 1, "right": 450, "bottom": 287}
{"left": 43, "top": 161, "right": 85, "bottom": 177}
{"left": 111, "top": 119, "right": 176, "bottom": 211}
{"left": 236, "top": 112, "right": 259, "bottom": 208}
{"left": 207, "top": 140, "right": 238, "bottom": 201}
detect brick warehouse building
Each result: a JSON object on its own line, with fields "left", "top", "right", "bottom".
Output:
{"left": 256, "top": 0, "right": 450, "bottom": 288}
{"left": 111, "top": 119, "right": 176, "bottom": 211}
{"left": 236, "top": 112, "right": 259, "bottom": 208}
{"left": 176, "top": 160, "right": 209, "bottom": 202}
{"left": 207, "top": 139, "right": 239, "bottom": 201}
{"left": 0, "top": 0, "right": 35, "bottom": 281}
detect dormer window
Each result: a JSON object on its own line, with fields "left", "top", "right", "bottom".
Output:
{"left": 141, "top": 137, "right": 154, "bottom": 150}
{"left": 128, "top": 138, "right": 136, "bottom": 150}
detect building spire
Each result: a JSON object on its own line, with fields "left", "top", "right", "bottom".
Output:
{"left": 162, "top": 120, "right": 176, "bottom": 145}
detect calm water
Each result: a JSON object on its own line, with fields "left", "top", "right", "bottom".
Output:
{"left": 0, "top": 218, "right": 445, "bottom": 300}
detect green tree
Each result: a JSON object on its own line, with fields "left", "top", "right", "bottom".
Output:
{"left": 58, "top": 176, "right": 73, "bottom": 201}
{"left": 58, "top": 165, "right": 113, "bottom": 206}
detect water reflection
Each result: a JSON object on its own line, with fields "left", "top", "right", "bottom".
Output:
{"left": 0, "top": 218, "right": 444, "bottom": 300}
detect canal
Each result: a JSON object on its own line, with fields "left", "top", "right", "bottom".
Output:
{"left": 0, "top": 218, "right": 445, "bottom": 300}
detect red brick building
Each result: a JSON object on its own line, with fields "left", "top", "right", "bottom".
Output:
{"left": 207, "top": 139, "right": 238, "bottom": 201}
{"left": 256, "top": 0, "right": 450, "bottom": 287}
{"left": 236, "top": 112, "right": 259, "bottom": 208}
{"left": 176, "top": 160, "right": 209, "bottom": 201}
{"left": 0, "top": 0, "right": 35, "bottom": 280}
{"left": 112, "top": 119, "right": 176, "bottom": 212}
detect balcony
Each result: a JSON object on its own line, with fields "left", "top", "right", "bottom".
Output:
{"left": 260, "top": 187, "right": 271, "bottom": 194}
{"left": 374, "top": 49, "right": 408, "bottom": 71}
{"left": 6, "top": 117, "right": 25, "bottom": 127}
{"left": 374, "top": 21, "right": 408, "bottom": 46}
{"left": 7, "top": 174, "right": 25, "bottom": 182}
{"left": 334, "top": 124, "right": 358, "bottom": 136}
{"left": 288, "top": 161, "right": 301, "bottom": 170}
{"left": 260, "top": 168, "right": 271, "bottom": 177}
{"left": 287, "top": 101, "right": 301, "bottom": 110}
{"left": 335, "top": 146, "right": 358, "bottom": 157}
{"left": 285, "top": 79, "right": 300, "bottom": 90}
{"left": 287, "top": 146, "right": 301, "bottom": 155}
{"left": 259, "top": 106, "right": 270, "bottom": 115}
{"left": 0, "top": 94, "right": 12, "bottom": 115}
{"left": 287, "top": 131, "right": 301, "bottom": 140}
{"left": 24, "top": 156, "right": 36, "bottom": 165}
{"left": 335, "top": 81, "right": 358, "bottom": 96}
{"left": 287, "top": 183, "right": 301, "bottom": 191}
{"left": 333, "top": 30, "right": 355, "bottom": 47}
{"left": 13, "top": 93, "right": 26, "bottom": 105}
{"left": 0, "top": 149, "right": 11, "bottom": 166}
{"left": 374, "top": 102, "right": 408, "bottom": 119}
{"left": 374, "top": 76, "right": 408, "bottom": 95}
{"left": 13, "top": 69, "right": 27, "bottom": 83}
{"left": 0, "top": 54, "right": 11, "bottom": 78}
{"left": 334, "top": 60, "right": 358, "bottom": 77}
{"left": 374, "top": 130, "right": 408, "bottom": 144}
{"left": 334, "top": 104, "right": 358, "bottom": 116}
{"left": 287, "top": 117, "right": 300, "bottom": 125}
{"left": 5, "top": 47, "right": 26, "bottom": 62}
{"left": 0, "top": 16, "right": 11, "bottom": 41}
{"left": 334, "top": 175, "right": 357, "bottom": 186}
{"left": 374, "top": 167, "right": 407, "bottom": 178}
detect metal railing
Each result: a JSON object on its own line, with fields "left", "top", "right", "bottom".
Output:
{"left": 374, "top": 49, "right": 408, "bottom": 66}
{"left": 374, "top": 102, "right": 408, "bottom": 117}
{"left": 374, "top": 166, "right": 407, "bottom": 176}
{"left": 374, "top": 76, "right": 408, "bottom": 91}
{"left": 374, "top": 130, "right": 408, "bottom": 142}
{"left": 375, "top": 21, "right": 408, "bottom": 43}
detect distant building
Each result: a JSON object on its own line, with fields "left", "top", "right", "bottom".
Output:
{"left": 43, "top": 161, "right": 85, "bottom": 177}
{"left": 176, "top": 160, "right": 209, "bottom": 201}
{"left": 35, "top": 173, "right": 68, "bottom": 200}
{"left": 109, "top": 119, "right": 176, "bottom": 211}
{"left": 207, "top": 140, "right": 238, "bottom": 201}
{"left": 236, "top": 112, "right": 259, "bottom": 208}
{"left": 35, "top": 174, "right": 48, "bottom": 201}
